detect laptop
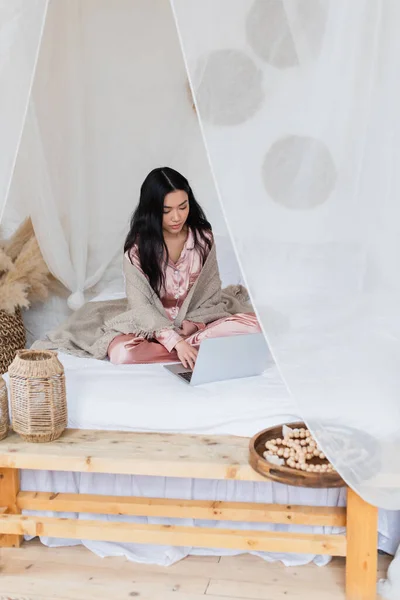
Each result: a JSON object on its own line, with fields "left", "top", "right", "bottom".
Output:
{"left": 163, "top": 333, "right": 270, "bottom": 386}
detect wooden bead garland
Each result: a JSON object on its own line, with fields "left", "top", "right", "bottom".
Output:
{"left": 263, "top": 426, "right": 336, "bottom": 473}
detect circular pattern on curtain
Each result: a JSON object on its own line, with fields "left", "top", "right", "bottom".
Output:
{"left": 246, "top": 0, "right": 298, "bottom": 68}
{"left": 195, "top": 49, "right": 264, "bottom": 126}
{"left": 262, "top": 135, "right": 337, "bottom": 209}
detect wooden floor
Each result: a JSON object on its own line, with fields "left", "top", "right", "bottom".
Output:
{"left": 0, "top": 540, "right": 390, "bottom": 600}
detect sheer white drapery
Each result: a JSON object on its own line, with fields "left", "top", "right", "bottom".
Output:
{"left": 171, "top": 0, "right": 400, "bottom": 515}
{"left": 0, "top": 0, "right": 48, "bottom": 223}
{"left": 3, "top": 0, "right": 399, "bottom": 511}
{"left": 8, "top": 0, "right": 222, "bottom": 308}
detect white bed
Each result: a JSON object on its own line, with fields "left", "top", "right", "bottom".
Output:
{"left": 8, "top": 352, "right": 400, "bottom": 567}
{"left": 59, "top": 353, "right": 295, "bottom": 436}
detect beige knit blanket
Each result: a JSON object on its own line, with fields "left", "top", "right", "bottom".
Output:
{"left": 33, "top": 244, "right": 253, "bottom": 360}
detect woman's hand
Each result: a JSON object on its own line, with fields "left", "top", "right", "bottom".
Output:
{"left": 175, "top": 340, "right": 198, "bottom": 370}
{"left": 177, "top": 320, "right": 198, "bottom": 337}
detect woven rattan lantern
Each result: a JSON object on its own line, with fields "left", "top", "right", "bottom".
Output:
{"left": 9, "top": 350, "right": 67, "bottom": 443}
{"left": 0, "top": 376, "right": 9, "bottom": 441}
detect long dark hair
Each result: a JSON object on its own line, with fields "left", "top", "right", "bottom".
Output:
{"left": 124, "top": 167, "right": 212, "bottom": 296}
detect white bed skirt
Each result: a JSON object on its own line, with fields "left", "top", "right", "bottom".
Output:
{"left": 21, "top": 469, "right": 399, "bottom": 567}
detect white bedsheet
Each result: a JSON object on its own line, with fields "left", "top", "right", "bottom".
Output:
{"left": 59, "top": 352, "right": 297, "bottom": 436}
{"left": 4, "top": 353, "right": 399, "bottom": 565}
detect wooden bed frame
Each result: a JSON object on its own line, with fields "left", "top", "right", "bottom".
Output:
{"left": 0, "top": 429, "right": 378, "bottom": 600}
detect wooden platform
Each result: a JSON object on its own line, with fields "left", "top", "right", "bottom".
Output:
{"left": 0, "top": 429, "right": 379, "bottom": 600}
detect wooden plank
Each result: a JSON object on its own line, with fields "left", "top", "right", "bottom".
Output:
{"left": 0, "top": 513, "right": 347, "bottom": 556}
{"left": 0, "top": 581, "right": 234, "bottom": 600}
{"left": 0, "top": 429, "right": 268, "bottom": 481}
{"left": 17, "top": 491, "right": 347, "bottom": 526}
{"left": 345, "top": 488, "right": 378, "bottom": 600}
{"left": 0, "top": 467, "right": 22, "bottom": 548}
{"left": 206, "top": 578, "right": 346, "bottom": 599}
{"left": 0, "top": 557, "right": 210, "bottom": 594}
{"left": 0, "top": 557, "right": 209, "bottom": 597}
{"left": 0, "top": 548, "right": 214, "bottom": 600}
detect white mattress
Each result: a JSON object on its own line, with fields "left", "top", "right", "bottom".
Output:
{"left": 59, "top": 352, "right": 299, "bottom": 436}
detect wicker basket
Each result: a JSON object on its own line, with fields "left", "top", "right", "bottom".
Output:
{"left": 0, "top": 376, "right": 9, "bottom": 441}
{"left": 9, "top": 350, "right": 67, "bottom": 443}
{"left": 0, "top": 308, "right": 26, "bottom": 375}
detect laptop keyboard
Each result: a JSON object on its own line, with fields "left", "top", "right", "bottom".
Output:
{"left": 178, "top": 371, "right": 193, "bottom": 383}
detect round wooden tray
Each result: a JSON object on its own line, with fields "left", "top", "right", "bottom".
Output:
{"left": 249, "top": 421, "right": 345, "bottom": 488}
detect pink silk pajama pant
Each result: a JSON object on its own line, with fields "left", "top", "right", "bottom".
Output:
{"left": 108, "top": 313, "right": 261, "bottom": 365}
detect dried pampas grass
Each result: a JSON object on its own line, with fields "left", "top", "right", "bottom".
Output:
{"left": 2, "top": 217, "right": 34, "bottom": 261}
{"left": 0, "top": 281, "right": 30, "bottom": 313}
{"left": 0, "top": 218, "right": 52, "bottom": 314}
{"left": 0, "top": 247, "right": 14, "bottom": 274}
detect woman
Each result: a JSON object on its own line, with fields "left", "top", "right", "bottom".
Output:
{"left": 108, "top": 167, "right": 260, "bottom": 367}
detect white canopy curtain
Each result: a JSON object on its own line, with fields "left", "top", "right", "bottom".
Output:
{"left": 170, "top": 0, "right": 400, "bottom": 513}
{"left": 0, "top": 0, "right": 48, "bottom": 224}
{"left": 7, "top": 0, "right": 223, "bottom": 309}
